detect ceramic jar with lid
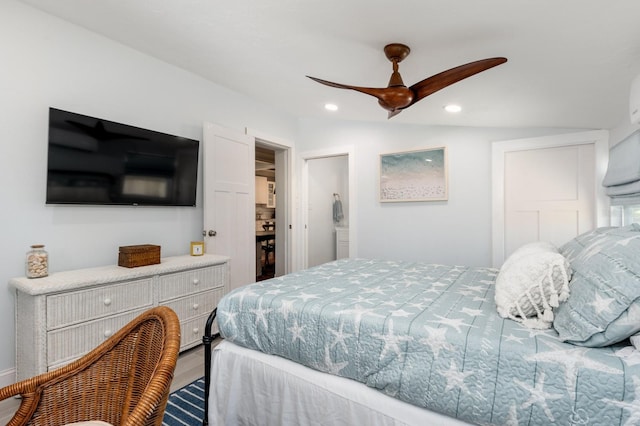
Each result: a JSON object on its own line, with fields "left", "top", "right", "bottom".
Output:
{"left": 26, "top": 244, "right": 48, "bottom": 278}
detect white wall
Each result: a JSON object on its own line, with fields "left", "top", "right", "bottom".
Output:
{"left": 307, "top": 155, "right": 349, "bottom": 267}
{"left": 609, "top": 119, "right": 640, "bottom": 147}
{"left": 297, "top": 118, "right": 588, "bottom": 267}
{"left": 0, "top": 0, "right": 297, "bottom": 376}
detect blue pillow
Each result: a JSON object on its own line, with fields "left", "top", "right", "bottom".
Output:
{"left": 553, "top": 224, "right": 640, "bottom": 347}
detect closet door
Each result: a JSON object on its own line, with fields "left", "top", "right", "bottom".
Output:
{"left": 492, "top": 130, "right": 609, "bottom": 267}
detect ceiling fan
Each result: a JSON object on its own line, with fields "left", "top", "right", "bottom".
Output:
{"left": 307, "top": 43, "right": 507, "bottom": 118}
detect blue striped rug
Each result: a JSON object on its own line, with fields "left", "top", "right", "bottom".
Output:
{"left": 162, "top": 377, "right": 205, "bottom": 426}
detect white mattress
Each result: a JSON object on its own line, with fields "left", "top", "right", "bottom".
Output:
{"left": 208, "top": 340, "right": 472, "bottom": 426}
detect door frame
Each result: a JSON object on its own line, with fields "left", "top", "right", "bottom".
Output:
{"left": 491, "top": 130, "right": 609, "bottom": 267}
{"left": 246, "top": 128, "right": 294, "bottom": 276}
{"left": 299, "top": 145, "right": 356, "bottom": 270}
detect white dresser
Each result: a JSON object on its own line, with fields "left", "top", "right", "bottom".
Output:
{"left": 9, "top": 254, "right": 229, "bottom": 381}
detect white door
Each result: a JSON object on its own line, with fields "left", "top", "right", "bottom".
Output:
{"left": 492, "top": 130, "right": 609, "bottom": 266}
{"left": 274, "top": 147, "right": 290, "bottom": 277}
{"left": 203, "top": 123, "right": 255, "bottom": 291}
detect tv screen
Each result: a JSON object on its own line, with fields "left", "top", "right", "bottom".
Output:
{"left": 46, "top": 108, "right": 199, "bottom": 206}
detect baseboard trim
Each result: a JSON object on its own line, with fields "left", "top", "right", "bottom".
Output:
{"left": 0, "top": 368, "right": 15, "bottom": 388}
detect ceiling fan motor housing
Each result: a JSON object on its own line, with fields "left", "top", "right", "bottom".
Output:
{"left": 378, "top": 88, "right": 414, "bottom": 111}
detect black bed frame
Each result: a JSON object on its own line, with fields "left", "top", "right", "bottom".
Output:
{"left": 202, "top": 308, "right": 219, "bottom": 426}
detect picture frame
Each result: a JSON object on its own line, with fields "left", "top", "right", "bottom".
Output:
{"left": 190, "top": 241, "right": 205, "bottom": 256}
{"left": 379, "top": 146, "right": 448, "bottom": 202}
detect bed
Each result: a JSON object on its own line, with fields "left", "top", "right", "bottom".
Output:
{"left": 203, "top": 224, "right": 640, "bottom": 425}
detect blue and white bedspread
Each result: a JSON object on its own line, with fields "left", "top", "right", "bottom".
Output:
{"left": 217, "top": 258, "right": 640, "bottom": 426}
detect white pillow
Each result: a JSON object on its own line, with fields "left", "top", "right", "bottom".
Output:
{"left": 495, "top": 242, "right": 572, "bottom": 329}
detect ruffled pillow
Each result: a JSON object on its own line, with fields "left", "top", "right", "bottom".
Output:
{"left": 495, "top": 242, "right": 572, "bottom": 329}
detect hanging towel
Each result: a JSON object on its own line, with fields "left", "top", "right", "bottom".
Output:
{"left": 333, "top": 198, "right": 344, "bottom": 224}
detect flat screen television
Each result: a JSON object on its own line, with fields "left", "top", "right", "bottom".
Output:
{"left": 46, "top": 108, "right": 199, "bottom": 206}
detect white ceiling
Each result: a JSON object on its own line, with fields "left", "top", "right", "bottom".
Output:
{"left": 19, "top": 0, "right": 640, "bottom": 129}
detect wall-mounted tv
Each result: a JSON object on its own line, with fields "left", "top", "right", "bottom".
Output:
{"left": 46, "top": 108, "right": 199, "bottom": 206}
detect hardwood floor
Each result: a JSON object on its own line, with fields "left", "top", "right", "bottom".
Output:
{"left": 169, "top": 343, "right": 207, "bottom": 392}
{"left": 0, "top": 342, "right": 212, "bottom": 423}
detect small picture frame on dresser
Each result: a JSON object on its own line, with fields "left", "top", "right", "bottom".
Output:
{"left": 190, "top": 241, "right": 205, "bottom": 256}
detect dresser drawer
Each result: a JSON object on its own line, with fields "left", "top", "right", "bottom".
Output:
{"left": 47, "top": 307, "right": 148, "bottom": 368}
{"left": 46, "top": 279, "right": 153, "bottom": 330}
{"left": 179, "top": 313, "right": 217, "bottom": 350}
{"left": 162, "top": 287, "right": 223, "bottom": 323}
{"left": 158, "top": 264, "right": 226, "bottom": 301}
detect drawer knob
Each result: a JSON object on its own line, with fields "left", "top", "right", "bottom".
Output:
{"left": 192, "top": 278, "right": 200, "bottom": 285}
{"left": 192, "top": 327, "right": 199, "bottom": 335}
{"left": 193, "top": 303, "right": 199, "bottom": 311}
{"left": 103, "top": 298, "right": 112, "bottom": 306}
{"left": 104, "top": 329, "right": 113, "bottom": 338}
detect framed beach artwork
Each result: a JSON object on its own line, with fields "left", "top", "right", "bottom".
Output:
{"left": 379, "top": 146, "right": 448, "bottom": 202}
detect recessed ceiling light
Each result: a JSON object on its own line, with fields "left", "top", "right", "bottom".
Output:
{"left": 444, "top": 104, "right": 462, "bottom": 113}
{"left": 324, "top": 103, "right": 338, "bottom": 111}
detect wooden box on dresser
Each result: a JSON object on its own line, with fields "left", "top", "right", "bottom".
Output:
{"left": 9, "top": 254, "right": 229, "bottom": 381}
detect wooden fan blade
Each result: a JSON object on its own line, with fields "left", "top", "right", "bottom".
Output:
{"left": 307, "top": 76, "right": 415, "bottom": 112}
{"left": 408, "top": 57, "right": 507, "bottom": 106}
{"left": 306, "top": 76, "right": 389, "bottom": 99}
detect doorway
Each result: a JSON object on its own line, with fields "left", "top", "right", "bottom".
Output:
{"left": 307, "top": 155, "right": 349, "bottom": 267}
{"left": 301, "top": 145, "right": 356, "bottom": 269}
{"left": 255, "top": 144, "right": 276, "bottom": 280}
{"left": 253, "top": 136, "right": 292, "bottom": 279}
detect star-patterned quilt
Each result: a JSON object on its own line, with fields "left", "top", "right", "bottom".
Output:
{"left": 216, "top": 258, "right": 640, "bottom": 426}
